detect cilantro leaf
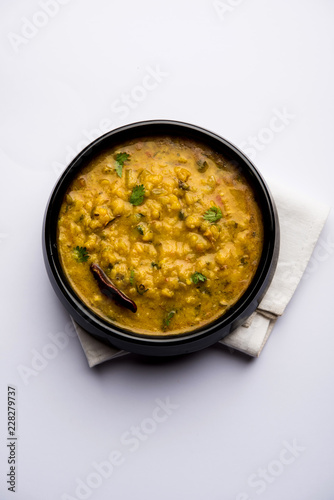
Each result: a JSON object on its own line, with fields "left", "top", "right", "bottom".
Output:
{"left": 191, "top": 272, "right": 207, "bottom": 284}
{"left": 73, "top": 246, "right": 89, "bottom": 263}
{"left": 197, "top": 159, "right": 209, "bottom": 173}
{"left": 163, "top": 310, "right": 176, "bottom": 329}
{"left": 116, "top": 152, "right": 130, "bottom": 164}
{"left": 137, "top": 225, "right": 144, "bottom": 235}
{"left": 115, "top": 163, "right": 123, "bottom": 178}
{"left": 130, "top": 185, "right": 145, "bottom": 206}
{"left": 203, "top": 206, "right": 222, "bottom": 223}
{"left": 115, "top": 152, "right": 130, "bottom": 178}
{"left": 129, "top": 269, "right": 135, "bottom": 285}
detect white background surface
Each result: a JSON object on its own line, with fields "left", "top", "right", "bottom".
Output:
{"left": 1, "top": 1, "right": 334, "bottom": 499}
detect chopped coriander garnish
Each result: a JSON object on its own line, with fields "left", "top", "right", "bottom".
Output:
{"left": 151, "top": 262, "right": 160, "bottom": 269}
{"left": 116, "top": 152, "right": 130, "bottom": 164}
{"left": 163, "top": 310, "right": 176, "bottom": 330}
{"left": 130, "top": 185, "right": 145, "bottom": 206}
{"left": 191, "top": 272, "right": 207, "bottom": 284}
{"left": 115, "top": 152, "right": 130, "bottom": 178}
{"left": 203, "top": 206, "right": 222, "bottom": 223}
{"left": 73, "top": 246, "right": 89, "bottom": 263}
{"left": 137, "top": 225, "right": 144, "bottom": 235}
{"left": 197, "top": 159, "right": 209, "bottom": 173}
{"left": 129, "top": 269, "right": 135, "bottom": 285}
{"left": 115, "top": 163, "right": 122, "bottom": 178}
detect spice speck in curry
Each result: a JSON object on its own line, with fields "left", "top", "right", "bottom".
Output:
{"left": 57, "top": 137, "right": 264, "bottom": 336}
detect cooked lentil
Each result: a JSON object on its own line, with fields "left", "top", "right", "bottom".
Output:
{"left": 57, "top": 136, "right": 263, "bottom": 335}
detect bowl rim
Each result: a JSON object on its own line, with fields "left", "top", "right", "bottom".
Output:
{"left": 43, "top": 119, "right": 280, "bottom": 356}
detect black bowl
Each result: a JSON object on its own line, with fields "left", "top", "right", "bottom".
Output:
{"left": 43, "top": 120, "right": 279, "bottom": 356}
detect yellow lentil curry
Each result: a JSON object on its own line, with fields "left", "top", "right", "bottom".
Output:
{"left": 57, "top": 136, "right": 264, "bottom": 336}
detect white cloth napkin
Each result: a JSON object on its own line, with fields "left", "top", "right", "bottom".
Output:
{"left": 73, "top": 180, "right": 330, "bottom": 366}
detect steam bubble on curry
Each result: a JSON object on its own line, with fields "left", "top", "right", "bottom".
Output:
{"left": 57, "top": 136, "right": 264, "bottom": 336}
